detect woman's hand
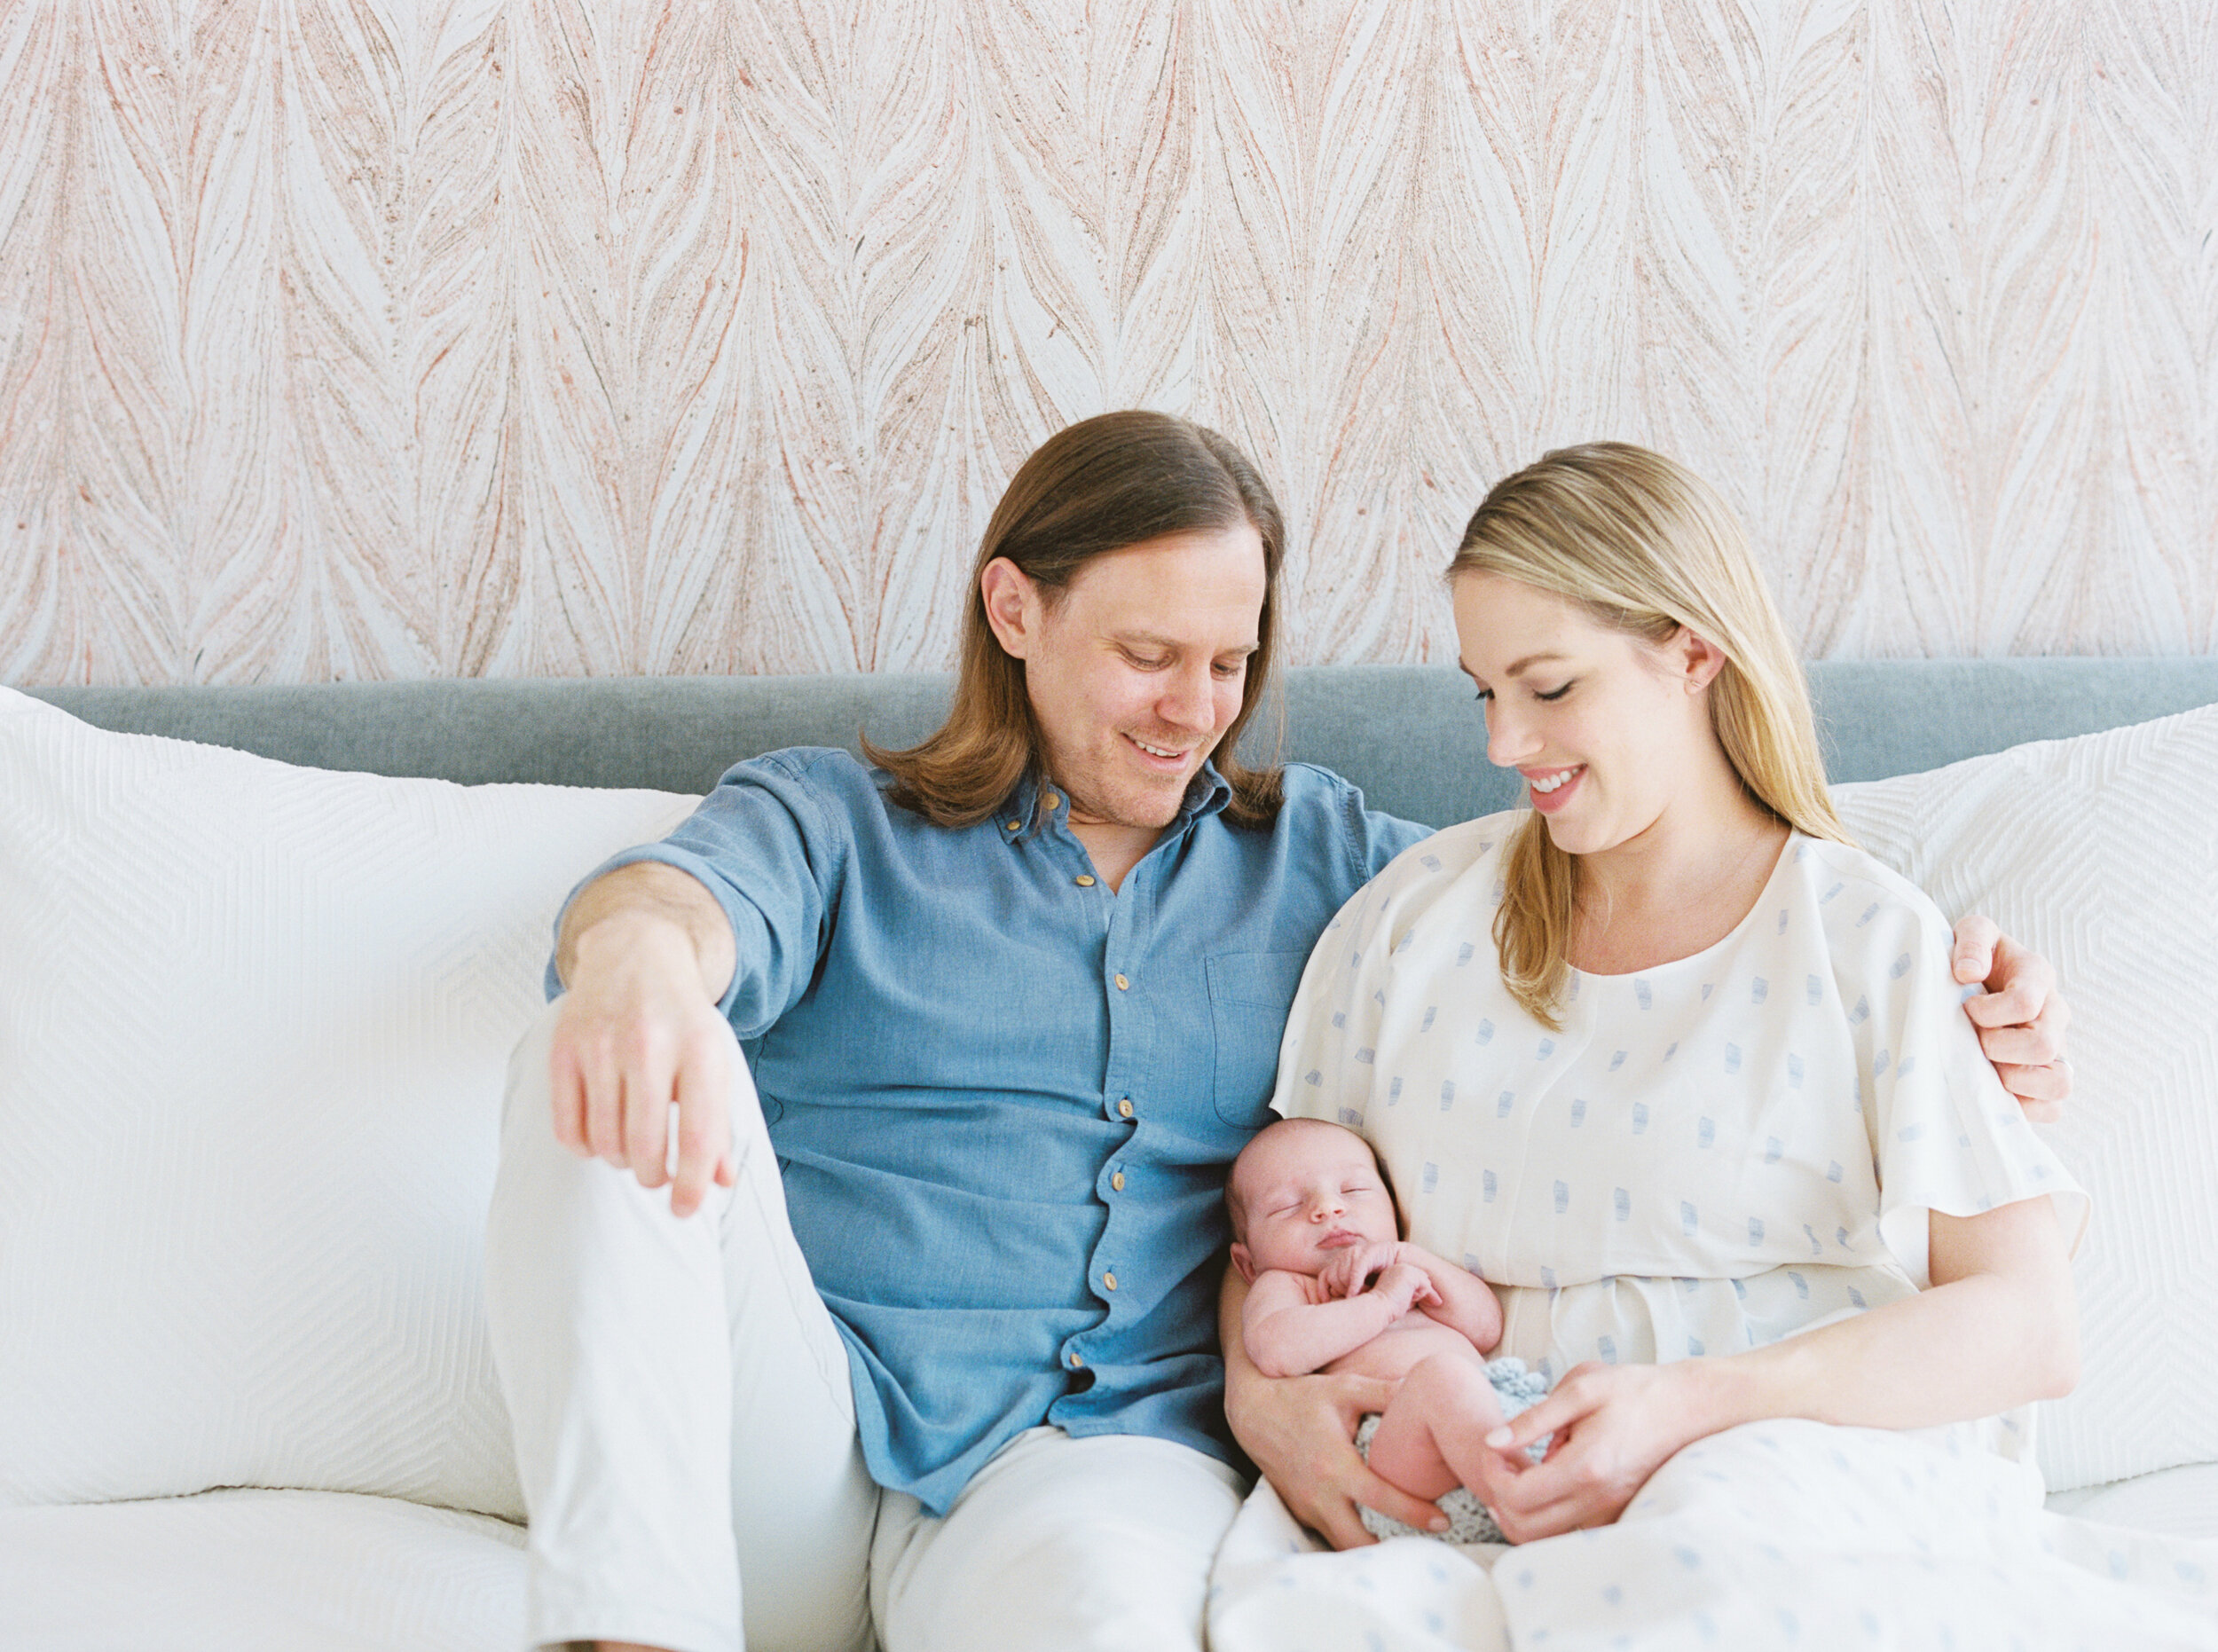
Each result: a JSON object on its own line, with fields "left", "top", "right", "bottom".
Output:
{"left": 1226, "top": 1366, "right": 1450, "bottom": 1548}
{"left": 1467, "top": 1359, "right": 1719, "bottom": 1543}
{"left": 1465, "top": 1197, "right": 2079, "bottom": 1544}
{"left": 1221, "top": 1263, "right": 1447, "bottom": 1547}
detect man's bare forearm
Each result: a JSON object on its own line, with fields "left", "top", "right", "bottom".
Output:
{"left": 554, "top": 861, "right": 737, "bottom": 1003}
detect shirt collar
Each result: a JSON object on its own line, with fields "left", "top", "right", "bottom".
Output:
{"left": 1180, "top": 761, "right": 1234, "bottom": 823}
{"left": 996, "top": 762, "right": 1233, "bottom": 842}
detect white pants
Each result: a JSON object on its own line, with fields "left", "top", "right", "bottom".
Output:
{"left": 484, "top": 999, "right": 1245, "bottom": 1652}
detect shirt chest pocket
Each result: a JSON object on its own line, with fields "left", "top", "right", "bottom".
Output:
{"left": 1206, "top": 949, "right": 1313, "bottom": 1128}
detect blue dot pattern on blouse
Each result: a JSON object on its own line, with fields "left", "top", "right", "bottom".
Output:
{"left": 1272, "top": 817, "right": 2088, "bottom": 1459}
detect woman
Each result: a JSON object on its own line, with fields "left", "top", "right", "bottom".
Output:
{"left": 1210, "top": 444, "right": 2159, "bottom": 1648}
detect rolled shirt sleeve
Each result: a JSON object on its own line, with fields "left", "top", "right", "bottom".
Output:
{"left": 545, "top": 749, "right": 853, "bottom": 1037}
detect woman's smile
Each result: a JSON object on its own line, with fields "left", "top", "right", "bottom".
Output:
{"left": 1522, "top": 763, "right": 1585, "bottom": 813}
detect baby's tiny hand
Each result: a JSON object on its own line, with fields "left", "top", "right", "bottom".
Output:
{"left": 1373, "top": 1261, "right": 1436, "bottom": 1315}
{"left": 1319, "top": 1239, "right": 1394, "bottom": 1300}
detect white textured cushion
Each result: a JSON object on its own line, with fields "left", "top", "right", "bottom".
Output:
{"left": 1835, "top": 701, "right": 2218, "bottom": 1494}
{"left": 0, "top": 688, "right": 697, "bottom": 1518}
{"left": 0, "top": 1490, "right": 525, "bottom": 1650}
{"left": 2047, "top": 1463, "right": 2218, "bottom": 1538}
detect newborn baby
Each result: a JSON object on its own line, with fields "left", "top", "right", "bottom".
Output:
{"left": 1227, "top": 1116, "right": 1549, "bottom": 1544}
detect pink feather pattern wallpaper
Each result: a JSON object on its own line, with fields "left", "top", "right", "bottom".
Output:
{"left": 2, "top": 1, "right": 2213, "bottom": 685}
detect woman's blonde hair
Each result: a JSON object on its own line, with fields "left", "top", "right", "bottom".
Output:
{"left": 1447, "top": 442, "right": 1852, "bottom": 1029}
{"left": 865, "top": 411, "right": 1286, "bottom": 829}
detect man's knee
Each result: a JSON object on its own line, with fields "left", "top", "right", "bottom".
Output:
{"left": 873, "top": 1433, "right": 1243, "bottom": 1652}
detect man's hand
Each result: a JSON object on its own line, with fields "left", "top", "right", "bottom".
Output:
{"left": 1951, "top": 915, "right": 2072, "bottom": 1122}
{"left": 551, "top": 864, "right": 740, "bottom": 1217}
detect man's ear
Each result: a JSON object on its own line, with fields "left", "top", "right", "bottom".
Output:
{"left": 1230, "top": 1242, "right": 1258, "bottom": 1285}
{"left": 979, "top": 557, "right": 1040, "bottom": 660}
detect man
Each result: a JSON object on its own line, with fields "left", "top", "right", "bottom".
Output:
{"left": 484, "top": 412, "right": 2069, "bottom": 1652}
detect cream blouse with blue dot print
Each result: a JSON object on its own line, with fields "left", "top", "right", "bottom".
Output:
{"left": 1273, "top": 818, "right": 2088, "bottom": 1451}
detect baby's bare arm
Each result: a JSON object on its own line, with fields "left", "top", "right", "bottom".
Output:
{"left": 1396, "top": 1243, "right": 1504, "bottom": 1353}
{"left": 1243, "top": 1268, "right": 1420, "bottom": 1379}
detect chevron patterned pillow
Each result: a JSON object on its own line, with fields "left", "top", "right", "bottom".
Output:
{"left": 1835, "top": 700, "right": 2218, "bottom": 1494}
{"left": 0, "top": 688, "right": 698, "bottom": 1519}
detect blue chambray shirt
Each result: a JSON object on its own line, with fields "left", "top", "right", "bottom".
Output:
{"left": 553, "top": 749, "right": 1426, "bottom": 1514}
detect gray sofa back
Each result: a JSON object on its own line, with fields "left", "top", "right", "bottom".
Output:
{"left": 29, "top": 658, "right": 2218, "bottom": 830}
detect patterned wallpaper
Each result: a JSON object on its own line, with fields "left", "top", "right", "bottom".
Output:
{"left": 3, "top": 2, "right": 2214, "bottom": 686}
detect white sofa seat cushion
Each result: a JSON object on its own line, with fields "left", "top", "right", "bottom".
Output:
{"left": 0, "top": 1490, "right": 525, "bottom": 1650}
{"left": 2049, "top": 1464, "right": 2218, "bottom": 1539}
{"left": 1834, "top": 701, "right": 2218, "bottom": 1494}
{"left": 0, "top": 687, "right": 698, "bottom": 1518}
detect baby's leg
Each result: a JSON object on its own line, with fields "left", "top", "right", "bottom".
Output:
{"left": 1363, "top": 1354, "right": 1509, "bottom": 1505}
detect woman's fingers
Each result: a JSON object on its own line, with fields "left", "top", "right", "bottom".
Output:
{"left": 1305, "top": 1374, "right": 1448, "bottom": 1540}
{"left": 1353, "top": 1461, "right": 1451, "bottom": 1535}
{"left": 1491, "top": 1484, "right": 1602, "bottom": 1543}
{"left": 1298, "top": 1457, "right": 1445, "bottom": 1542}
{"left": 1297, "top": 1488, "right": 1379, "bottom": 1550}
{"left": 1485, "top": 1377, "right": 1597, "bottom": 1455}
{"left": 1475, "top": 1436, "right": 1624, "bottom": 1541}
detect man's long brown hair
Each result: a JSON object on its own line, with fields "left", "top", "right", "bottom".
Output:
{"left": 865, "top": 411, "right": 1288, "bottom": 829}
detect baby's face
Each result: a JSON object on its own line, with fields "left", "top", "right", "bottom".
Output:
{"left": 1231, "top": 1121, "right": 1400, "bottom": 1278}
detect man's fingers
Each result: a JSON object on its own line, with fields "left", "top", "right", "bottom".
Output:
{"left": 1978, "top": 982, "right": 2067, "bottom": 1062}
{"left": 1992, "top": 1062, "right": 2069, "bottom": 1120}
{"left": 547, "top": 1042, "right": 591, "bottom": 1157}
{"left": 1963, "top": 979, "right": 2050, "bottom": 1030}
{"left": 667, "top": 1045, "right": 730, "bottom": 1219}
{"left": 1950, "top": 913, "right": 2002, "bottom": 985}
{"left": 623, "top": 1058, "right": 675, "bottom": 1190}
{"left": 582, "top": 1048, "right": 628, "bottom": 1164}
{"left": 1976, "top": 1017, "right": 2065, "bottom": 1067}
{"left": 617, "top": 1021, "right": 694, "bottom": 1185}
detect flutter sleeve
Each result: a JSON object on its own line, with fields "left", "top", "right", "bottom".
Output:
{"left": 1821, "top": 854, "right": 2091, "bottom": 1287}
